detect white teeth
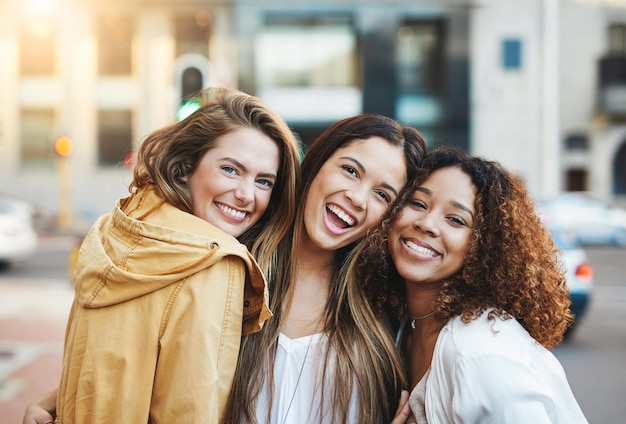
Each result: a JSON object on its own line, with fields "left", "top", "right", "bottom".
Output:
{"left": 327, "top": 204, "right": 355, "bottom": 226}
{"left": 405, "top": 240, "right": 438, "bottom": 257}
{"left": 218, "top": 203, "right": 246, "bottom": 220}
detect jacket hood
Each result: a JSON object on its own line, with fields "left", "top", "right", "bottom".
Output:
{"left": 73, "top": 188, "right": 260, "bottom": 308}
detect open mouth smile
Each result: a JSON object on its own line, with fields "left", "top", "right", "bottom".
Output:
{"left": 326, "top": 204, "right": 356, "bottom": 229}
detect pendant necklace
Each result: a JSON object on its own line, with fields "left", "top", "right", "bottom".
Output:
{"left": 281, "top": 332, "right": 315, "bottom": 424}
{"left": 410, "top": 310, "right": 436, "bottom": 329}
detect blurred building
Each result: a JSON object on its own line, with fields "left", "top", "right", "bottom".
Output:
{"left": 0, "top": 0, "right": 625, "bottom": 231}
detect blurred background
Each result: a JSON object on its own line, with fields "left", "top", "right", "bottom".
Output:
{"left": 0, "top": 0, "right": 625, "bottom": 422}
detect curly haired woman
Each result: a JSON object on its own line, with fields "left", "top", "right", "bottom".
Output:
{"left": 347, "top": 145, "right": 588, "bottom": 423}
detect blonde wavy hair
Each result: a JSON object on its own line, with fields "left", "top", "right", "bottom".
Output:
{"left": 130, "top": 87, "right": 301, "bottom": 277}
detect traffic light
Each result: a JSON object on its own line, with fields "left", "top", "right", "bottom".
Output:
{"left": 177, "top": 66, "right": 203, "bottom": 121}
{"left": 177, "top": 98, "right": 201, "bottom": 121}
{"left": 54, "top": 136, "right": 74, "bottom": 157}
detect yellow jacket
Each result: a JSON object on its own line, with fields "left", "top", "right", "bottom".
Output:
{"left": 56, "top": 187, "right": 271, "bottom": 423}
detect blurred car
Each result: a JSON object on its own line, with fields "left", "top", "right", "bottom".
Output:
{"left": 551, "top": 229, "right": 594, "bottom": 339}
{"left": 540, "top": 191, "right": 626, "bottom": 246}
{"left": 0, "top": 195, "right": 38, "bottom": 268}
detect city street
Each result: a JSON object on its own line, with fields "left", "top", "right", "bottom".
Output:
{"left": 0, "top": 235, "right": 75, "bottom": 424}
{"left": 0, "top": 236, "right": 625, "bottom": 423}
{"left": 552, "top": 244, "right": 626, "bottom": 423}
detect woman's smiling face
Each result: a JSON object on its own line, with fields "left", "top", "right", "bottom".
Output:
{"left": 184, "top": 127, "right": 280, "bottom": 237}
{"left": 389, "top": 166, "right": 476, "bottom": 286}
{"left": 303, "top": 136, "right": 407, "bottom": 252}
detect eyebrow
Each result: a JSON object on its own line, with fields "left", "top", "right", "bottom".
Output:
{"left": 222, "top": 157, "right": 277, "bottom": 180}
{"left": 340, "top": 156, "right": 400, "bottom": 198}
{"left": 415, "top": 187, "right": 474, "bottom": 217}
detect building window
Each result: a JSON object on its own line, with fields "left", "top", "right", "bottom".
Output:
{"left": 98, "top": 14, "right": 133, "bottom": 75}
{"left": 19, "top": 20, "right": 55, "bottom": 75}
{"left": 502, "top": 38, "right": 522, "bottom": 70}
{"left": 566, "top": 169, "right": 587, "bottom": 192}
{"left": 20, "top": 109, "right": 55, "bottom": 167}
{"left": 256, "top": 15, "right": 357, "bottom": 88}
{"left": 564, "top": 133, "right": 588, "bottom": 150}
{"left": 608, "top": 23, "right": 626, "bottom": 55}
{"left": 175, "top": 12, "right": 211, "bottom": 57}
{"left": 615, "top": 141, "right": 626, "bottom": 195}
{"left": 254, "top": 14, "right": 360, "bottom": 124}
{"left": 98, "top": 110, "right": 132, "bottom": 166}
{"left": 395, "top": 20, "right": 445, "bottom": 128}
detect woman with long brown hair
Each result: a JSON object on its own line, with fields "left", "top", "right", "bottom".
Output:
{"left": 224, "top": 114, "right": 426, "bottom": 423}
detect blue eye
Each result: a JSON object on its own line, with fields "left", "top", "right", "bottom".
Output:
{"left": 222, "top": 166, "right": 236, "bottom": 174}
{"left": 257, "top": 178, "right": 275, "bottom": 188}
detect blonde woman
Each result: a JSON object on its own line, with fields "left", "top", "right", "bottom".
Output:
{"left": 23, "top": 87, "right": 301, "bottom": 424}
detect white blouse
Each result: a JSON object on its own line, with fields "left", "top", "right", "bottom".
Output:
{"left": 255, "top": 332, "right": 359, "bottom": 424}
{"left": 401, "top": 311, "right": 588, "bottom": 424}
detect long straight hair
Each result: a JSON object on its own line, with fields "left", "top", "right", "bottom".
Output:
{"left": 223, "top": 114, "right": 426, "bottom": 423}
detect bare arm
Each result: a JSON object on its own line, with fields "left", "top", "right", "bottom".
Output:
{"left": 22, "top": 388, "right": 57, "bottom": 424}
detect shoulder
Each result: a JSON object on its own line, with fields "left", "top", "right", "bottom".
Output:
{"left": 438, "top": 310, "right": 543, "bottom": 361}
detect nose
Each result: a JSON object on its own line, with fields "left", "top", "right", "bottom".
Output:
{"left": 235, "top": 179, "right": 254, "bottom": 204}
{"left": 345, "top": 186, "right": 367, "bottom": 209}
{"left": 413, "top": 212, "right": 438, "bottom": 236}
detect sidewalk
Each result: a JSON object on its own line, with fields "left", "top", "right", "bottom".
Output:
{"left": 0, "top": 281, "right": 73, "bottom": 424}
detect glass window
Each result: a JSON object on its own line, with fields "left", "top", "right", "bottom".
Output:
{"left": 565, "top": 133, "right": 588, "bottom": 150}
{"left": 98, "top": 14, "right": 133, "bottom": 75}
{"left": 20, "top": 109, "right": 55, "bottom": 167}
{"left": 98, "top": 109, "right": 133, "bottom": 166}
{"left": 254, "top": 14, "right": 360, "bottom": 123}
{"left": 395, "top": 20, "right": 445, "bottom": 127}
{"left": 608, "top": 23, "right": 626, "bottom": 55}
{"left": 566, "top": 169, "right": 587, "bottom": 192}
{"left": 256, "top": 17, "right": 357, "bottom": 88}
{"left": 175, "top": 12, "right": 211, "bottom": 57}
{"left": 19, "top": 20, "right": 55, "bottom": 75}
{"left": 502, "top": 38, "right": 522, "bottom": 70}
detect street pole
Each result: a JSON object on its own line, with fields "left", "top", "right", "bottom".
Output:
{"left": 55, "top": 136, "right": 73, "bottom": 230}
{"left": 541, "top": 0, "right": 561, "bottom": 201}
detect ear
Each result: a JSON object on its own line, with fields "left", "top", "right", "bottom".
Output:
{"left": 181, "top": 175, "right": 188, "bottom": 183}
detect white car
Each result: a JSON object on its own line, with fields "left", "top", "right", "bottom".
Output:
{"left": 540, "top": 191, "right": 626, "bottom": 246}
{"left": 0, "top": 195, "right": 38, "bottom": 267}
{"left": 551, "top": 229, "right": 594, "bottom": 339}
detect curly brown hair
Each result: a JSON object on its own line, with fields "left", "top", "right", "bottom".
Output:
{"left": 355, "top": 146, "right": 573, "bottom": 349}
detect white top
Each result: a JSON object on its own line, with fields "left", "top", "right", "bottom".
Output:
{"left": 402, "top": 311, "right": 588, "bottom": 424}
{"left": 256, "top": 332, "right": 359, "bottom": 424}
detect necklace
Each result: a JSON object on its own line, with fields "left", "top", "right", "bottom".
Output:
{"left": 410, "top": 311, "right": 436, "bottom": 329}
{"left": 281, "top": 333, "right": 315, "bottom": 424}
